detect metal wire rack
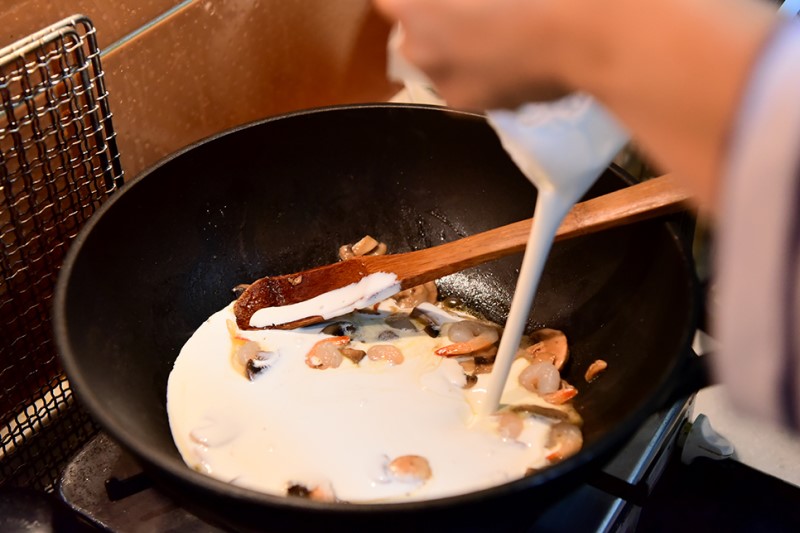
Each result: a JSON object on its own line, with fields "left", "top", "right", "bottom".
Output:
{"left": 0, "top": 15, "right": 123, "bottom": 491}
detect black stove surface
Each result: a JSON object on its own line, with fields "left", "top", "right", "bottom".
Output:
{"left": 56, "top": 398, "right": 692, "bottom": 532}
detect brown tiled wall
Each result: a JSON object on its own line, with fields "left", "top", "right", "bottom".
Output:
{"left": 3, "top": 0, "right": 394, "bottom": 177}
{"left": 0, "top": 1, "right": 183, "bottom": 49}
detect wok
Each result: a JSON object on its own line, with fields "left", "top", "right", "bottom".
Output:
{"left": 54, "top": 104, "right": 699, "bottom": 531}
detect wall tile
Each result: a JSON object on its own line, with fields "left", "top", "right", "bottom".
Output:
{"left": 0, "top": 0, "right": 183, "bottom": 49}
{"left": 101, "top": 0, "right": 394, "bottom": 177}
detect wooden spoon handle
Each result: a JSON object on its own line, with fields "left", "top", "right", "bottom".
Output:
{"left": 369, "top": 174, "right": 691, "bottom": 288}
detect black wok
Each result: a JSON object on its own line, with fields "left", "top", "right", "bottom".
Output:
{"left": 54, "top": 104, "right": 698, "bottom": 531}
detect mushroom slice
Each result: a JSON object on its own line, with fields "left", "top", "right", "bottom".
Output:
{"left": 321, "top": 321, "right": 357, "bottom": 337}
{"left": 377, "top": 330, "right": 400, "bottom": 341}
{"left": 524, "top": 328, "right": 569, "bottom": 371}
{"left": 510, "top": 404, "right": 582, "bottom": 426}
{"left": 352, "top": 235, "right": 380, "bottom": 256}
{"left": 393, "top": 281, "right": 438, "bottom": 308}
{"left": 246, "top": 350, "right": 279, "bottom": 381}
{"left": 385, "top": 313, "right": 417, "bottom": 331}
{"left": 546, "top": 422, "right": 583, "bottom": 462}
{"left": 232, "top": 283, "right": 250, "bottom": 298}
{"left": 286, "top": 484, "right": 311, "bottom": 498}
{"left": 463, "top": 374, "right": 479, "bottom": 389}
{"left": 410, "top": 307, "right": 441, "bottom": 338}
{"left": 495, "top": 411, "right": 524, "bottom": 440}
{"left": 338, "top": 244, "right": 355, "bottom": 261}
{"left": 340, "top": 347, "right": 366, "bottom": 364}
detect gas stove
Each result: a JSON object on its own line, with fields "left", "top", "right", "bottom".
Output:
{"left": 56, "top": 398, "right": 694, "bottom": 532}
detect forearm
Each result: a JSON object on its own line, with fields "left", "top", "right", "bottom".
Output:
{"left": 553, "top": 0, "right": 778, "bottom": 210}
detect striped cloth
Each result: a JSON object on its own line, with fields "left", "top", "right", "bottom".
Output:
{"left": 714, "top": 18, "right": 800, "bottom": 430}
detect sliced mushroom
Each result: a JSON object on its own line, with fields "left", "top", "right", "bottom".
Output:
{"left": 232, "top": 283, "right": 250, "bottom": 298}
{"left": 524, "top": 328, "right": 569, "bottom": 371}
{"left": 410, "top": 307, "right": 441, "bottom": 338}
{"left": 377, "top": 330, "right": 400, "bottom": 341}
{"left": 457, "top": 357, "right": 494, "bottom": 375}
{"left": 365, "top": 242, "right": 388, "bottom": 256}
{"left": 385, "top": 313, "right": 417, "bottom": 331}
{"left": 510, "top": 404, "right": 583, "bottom": 426}
{"left": 546, "top": 422, "right": 583, "bottom": 462}
{"left": 393, "top": 281, "right": 438, "bottom": 308}
{"left": 338, "top": 244, "right": 355, "bottom": 261}
{"left": 246, "top": 351, "right": 279, "bottom": 381}
{"left": 352, "top": 235, "right": 380, "bottom": 256}
{"left": 286, "top": 484, "right": 311, "bottom": 498}
{"left": 496, "top": 411, "right": 524, "bottom": 440}
{"left": 321, "top": 321, "right": 357, "bottom": 337}
{"left": 340, "top": 347, "right": 366, "bottom": 364}
{"left": 463, "top": 374, "right": 479, "bottom": 389}
{"left": 339, "top": 235, "right": 388, "bottom": 260}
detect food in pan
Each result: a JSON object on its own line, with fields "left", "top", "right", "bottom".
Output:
{"left": 167, "top": 237, "right": 593, "bottom": 503}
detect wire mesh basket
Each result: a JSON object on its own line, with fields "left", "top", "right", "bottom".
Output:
{"left": 0, "top": 15, "right": 123, "bottom": 491}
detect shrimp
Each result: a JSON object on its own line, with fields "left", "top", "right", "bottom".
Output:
{"left": 305, "top": 336, "right": 349, "bottom": 369}
{"left": 386, "top": 455, "right": 432, "bottom": 484}
{"left": 227, "top": 319, "right": 277, "bottom": 379}
{"left": 435, "top": 320, "right": 499, "bottom": 356}
{"left": 367, "top": 344, "right": 404, "bottom": 365}
{"left": 518, "top": 362, "right": 561, "bottom": 395}
{"left": 546, "top": 422, "right": 583, "bottom": 462}
{"left": 287, "top": 482, "right": 337, "bottom": 502}
{"left": 585, "top": 359, "right": 608, "bottom": 382}
{"left": 542, "top": 381, "right": 578, "bottom": 405}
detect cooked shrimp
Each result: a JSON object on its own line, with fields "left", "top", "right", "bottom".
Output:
{"left": 546, "top": 422, "right": 583, "bottom": 462}
{"left": 386, "top": 455, "right": 432, "bottom": 484}
{"left": 367, "top": 344, "right": 404, "bottom": 365}
{"left": 287, "top": 482, "right": 336, "bottom": 502}
{"left": 585, "top": 359, "right": 608, "bottom": 382}
{"left": 309, "top": 482, "right": 336, "bottom": 503}
{"left": 518, "top": 362, "right": 561, "bottom": 394}
{"left": 542, "top": 382, "right": 578, "bottom": 405}
{"left": 435, "top": 320, "right": 499, "bottom": 356}
{"left": 305, "top": 336, "right": 349, "bottom": 369}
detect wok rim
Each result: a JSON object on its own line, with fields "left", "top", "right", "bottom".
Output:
{"left": 53, "top": 103, "right": 699, "bottom": 516}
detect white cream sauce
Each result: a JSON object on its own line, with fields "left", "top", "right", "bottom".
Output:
{"left": 167, "top": 302, "right": 568, "bottom": 503}
{"left": 249, "top": 272, "right": 400, "bottom": 328}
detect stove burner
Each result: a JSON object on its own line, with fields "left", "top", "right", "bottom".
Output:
{"left": 58, "top": 433, "right": 222, "bottom": 532}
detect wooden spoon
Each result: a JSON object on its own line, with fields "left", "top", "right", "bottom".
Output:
{"left": 234, "top": 174, "right": 691, "bottom": 330}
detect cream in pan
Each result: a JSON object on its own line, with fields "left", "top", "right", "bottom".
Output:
{"left": 167, "top": 299, "right": 582, "bottom": 503}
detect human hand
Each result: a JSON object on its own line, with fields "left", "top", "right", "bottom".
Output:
{"left": 374, "top": 0, "right": 576, "bottom": 110}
